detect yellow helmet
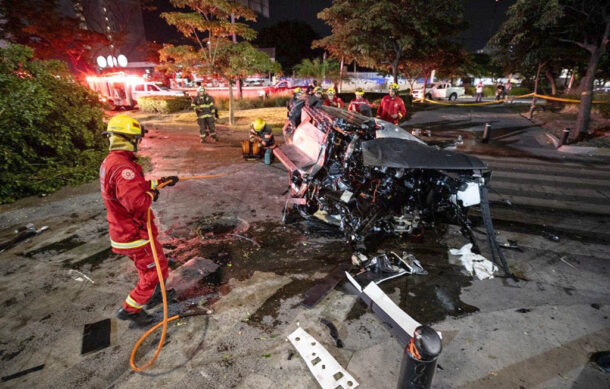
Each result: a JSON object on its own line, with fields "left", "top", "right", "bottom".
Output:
{"left": 313, "top": 86, "right": 322, "bottom": 94}
{"left": 294, "top": 87, "right": 302, "bottom": 94}
{"left": 327, "top": 88, "right": 336, "bottom": 95}
{"left": 252, "top": 118, "right": 266, "bottom": 132}
{"left": 355, "top": 88, "right": 365, "bottom": 96}
{"left": 389, "top": 83, "right": 399, "bottom": 91}
{"left": 104, "top": 114, "right": 145, "bottom": 138}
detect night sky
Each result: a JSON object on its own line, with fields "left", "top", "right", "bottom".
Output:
{"left": 144, "top": 0, "right": 515, "bottom": 52}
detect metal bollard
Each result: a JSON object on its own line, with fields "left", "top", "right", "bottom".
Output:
{"left": 397, "top": 326, "right": 443, "bottom": 389}
{"left": 482, "top": 123, "right": 491, "bottom": 143}
{"left": 559, "top": 128, "right": 570, "bottom": 146}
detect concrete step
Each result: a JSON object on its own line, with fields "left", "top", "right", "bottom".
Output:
{"left": 490, "top": 180, "right": 609, "bottom": 200}
{"left": 491, "top": 170, "right": 610, "bottom": 187}
{"left": 488, "top": 192, "right": 610, "bottom": 215}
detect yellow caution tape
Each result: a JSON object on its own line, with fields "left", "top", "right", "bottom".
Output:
{"left": 421, "top": 98, "right": 504, "bottom": 107}
{"left": 533, "top": 93, "right": 607, "bottom": 104}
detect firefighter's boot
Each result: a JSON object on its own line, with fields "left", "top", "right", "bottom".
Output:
{"left": 145, "top": 283, "right": 176, "bottom": 310}
{"left": 116, "top": 308, "right": 155, "bottom": 327}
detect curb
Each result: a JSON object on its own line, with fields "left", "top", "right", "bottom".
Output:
{"left": 557, "top": 145, "right": 610, "bottom": 156}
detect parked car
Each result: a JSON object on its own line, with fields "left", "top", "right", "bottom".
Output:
{"left": 412, "top": 82, "right": 465, "bottom": 101}
{"left": 131, "top": 82, "right": 186, "bottom": 100}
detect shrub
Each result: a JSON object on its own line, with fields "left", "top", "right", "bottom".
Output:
{"left": 137, "top": 96, "right": 191, "bottom": 113}
{"left": 211, "top": 95, "right": 291, "bottom": 111}
{"left": 0, "top": 45, "right": 107, "bottom": 203}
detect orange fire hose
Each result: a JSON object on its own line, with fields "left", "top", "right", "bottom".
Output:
{"left": 129, "top": 172, "right": 230, "bottom": 372}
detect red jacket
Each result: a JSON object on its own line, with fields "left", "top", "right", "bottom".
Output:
{"left": 348, "top": 98, "right": 372, "bottom": 114}
{"left": 100, "top": 150, "right": 158, "bottom": 253}
{"left": 377, "top": 95, "right": 406, "bottom": 124}
{"left": 324, "top": 96, "right": 344, "bottom": 108}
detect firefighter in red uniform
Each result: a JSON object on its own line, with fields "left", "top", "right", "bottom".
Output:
{"left": 377, "top": 83, "right": 406, "bottom": 124}
{"left": 100, "top": 114, "right": 179, "bottom": 327}
{"left": 323, "top": 88, "right": 344, "bottom": 108}
{"left": 348, "top": 88, "right": 373, "bottom": 116}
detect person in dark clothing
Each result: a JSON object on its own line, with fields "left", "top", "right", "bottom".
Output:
{"left": 288, "top": 88, "right": 305, "bottom": 129}
{"left": 192, "top": 86, "right": 218, "bottom": 142}
{"left": 306, "top": 80, "right": 318, "bottom": 95}
{"left": 308, "top": 87, "right": 324, "bottom": 108}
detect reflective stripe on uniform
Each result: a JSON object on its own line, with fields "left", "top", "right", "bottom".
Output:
{"left": 198, "top": 114, "right": 213, "bottom": 118}
{"left": 125, "top": 295, "right": 143, "bottom": 309}
{"left": 197, "top": 103, "right": 214, "bottom": 108}
{"left": 110, "top": 238, "right": 149, "bottom": 249}
{"left": 150, "top": 179, "right": 158, "bottom": 189}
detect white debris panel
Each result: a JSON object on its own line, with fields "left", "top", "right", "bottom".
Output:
{"left": 288, "top": 327, "right": 359, "bottom": 389}
{"left": 449, "top": 243, "right": 497, "bottom": 280}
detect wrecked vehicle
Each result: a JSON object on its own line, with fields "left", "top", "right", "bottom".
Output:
{"left": 274, "top": 106, "right": 510, "bottom": 274}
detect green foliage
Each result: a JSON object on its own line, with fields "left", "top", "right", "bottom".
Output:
{"left": 294, "top": 58, "right": 340, "bottom": 82}
{"left": 213, "top": 95, "right": 290, "bottom": 111}
{"left": 137, "top": 96, "right": 191, "bottom": 113}
{"left": 316, "top": 0, "right": 467, "bottom": 81}
{"left": 0, "top": 44, "right": 106, "bottom": 203}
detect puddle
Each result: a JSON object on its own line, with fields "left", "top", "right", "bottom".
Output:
{"left": 25, "top": 235, "right": 85, "bottom": 257}
{"left": 166, "top": 213, "right": 477, "bottom": 327}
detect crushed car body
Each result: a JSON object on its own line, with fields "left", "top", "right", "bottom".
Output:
{"left": 274, "top": 106, "right": 511, "bottom": 275}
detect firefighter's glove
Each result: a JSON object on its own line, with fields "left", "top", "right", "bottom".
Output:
{"left": 147, "top": 189, "right": 160, "bottom": 202}
{"left": 215, "top": 111, "right": 219, "bottom": 119}
{"left": 160, "top": 176, "right": 179, "bottom": 187}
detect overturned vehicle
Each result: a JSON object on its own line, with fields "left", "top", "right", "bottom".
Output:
{"left": 274, "top": 106, "right": 510, "bottom": 275}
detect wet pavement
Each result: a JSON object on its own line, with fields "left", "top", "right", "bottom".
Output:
{"left": 0, "top": 106, "right": 609, "bottom": 388}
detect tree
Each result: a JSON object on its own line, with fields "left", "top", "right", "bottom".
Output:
{"left": 314, "top": 0, "right": 466, "bottom": 84}
{"left": 159, "top": 0, "right": 278, "bottom": 124}
{"left": 255, "top": 20, "right": 321, "bottom": 73}
{"left": 0, "top": 45, "right": 106, "bottom": 202}
{"left": 558, "top": 0, "right": 610, "bottom": 135}
{"left": 0, "top": 0, "right": 109, "bottom": 74}
{"left": 490, "top": 0, "right": 610, "bottom": 134}
{"left": 489, "top": 0, "right": 564, "bottom": 118}
{"left": 294, "top": 58, "right": 341, "bottom": 83}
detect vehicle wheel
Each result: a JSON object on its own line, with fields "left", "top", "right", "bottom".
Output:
{"left": 449, "top": 93, "right": 457, "bottom": 101}
{"left": 425, "top": 93, "right": 432, "bottom": 100}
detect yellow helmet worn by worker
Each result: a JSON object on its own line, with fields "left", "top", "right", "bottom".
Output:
{"left": 294, "top": 87, "right": 302, "bottom": 95}
{"left": 197, "top": 86, "right": 206, "bottom": 94}
{"left": 327, "top": 88, "right": 336, "bottom": 95}
{"left": 104, "top": 114, "right": 147, "bottom": 152}
{"left": 313, "top": 87, "right": 322, "bottom": 95}
{"left": 355, "top": 88, "right": 365, "bottom": 96}
{"left": 252, "top": 118, "right": 266, "bottom": 132}
{"left": 389, "top": 83, "right": 400, "bottom": 91}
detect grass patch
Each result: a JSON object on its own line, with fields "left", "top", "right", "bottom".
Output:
{"left": 172, "top": 107, "right": 287, "bottom": 133}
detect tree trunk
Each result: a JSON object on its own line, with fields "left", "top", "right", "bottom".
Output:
{"left": 391, "top": 58, "right": 399, "bottom": 84}
{"left": 238, "top": 77, "right": 243, "bottom": 100}
{"left": 567, "top": 71, "right": 576, "bottom": 91}
{"left": 575, "top": 47, "right": 603, "bottom": 136}
{"left": 229, "top": 79, "right": 235, "bottom": 125}
{"left": 339, "top": 56, "right": 344, "bottom": 93}
{"left": 422, "top": 72, "right": 428, "bottom": 100}
{"left": 528, "top": 63, "right": 542, "bottom": 120}
{"left": 544, "top": 68, "right": 557, "bottom": 95}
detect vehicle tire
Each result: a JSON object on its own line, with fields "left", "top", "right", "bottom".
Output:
{"left": 425, "top": 93, "right": 432, "bottom": 100}
{"left": 449, "top": 93, "right": 457, "bottom": 101}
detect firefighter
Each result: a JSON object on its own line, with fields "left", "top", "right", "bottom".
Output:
{"left": 288, "top": 87, "right": 305, "bottom": 128}
{"left": 348, "top": 88, "right": 373, "bottom": 116}
{"left": 192, "top": 86, "right": 218, "bottom": 143}
{"left": 377, "top": 83, "right": 406, "bottom": 124}
{"left": 323, "top": 88, "right": 344, "bottom": 108}
{"left": 308, "top": 86, "right": 324, "bottom": 108}
{"left": 249, "top": 118, "right": 275, "bottom": 165}
{"left": 100, "top": 114, "right": 178, "bottom": 327}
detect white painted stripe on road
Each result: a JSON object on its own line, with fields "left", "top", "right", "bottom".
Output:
{"left": 490, "top": 181, "right": 610, "bottom": 200}
{"left": 488, "top": 192, "right": 610, "bottom": 215}
{"left": 492, "top": 171, "right": 610, "bottom": 187}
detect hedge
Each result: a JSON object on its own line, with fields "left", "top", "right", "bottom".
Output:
{"left": 0, "top": 45, "right": 107, "bottom": 203}
{"left": 137, "top": 96, "right": 191, "bottom": 113}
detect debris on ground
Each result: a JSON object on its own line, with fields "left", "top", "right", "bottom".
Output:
{"left": 301, "top": 263, "right": 351, "bottom": 309}
{"left": 1, "top": 365, "right": 45, "bottom": 382}
{"left": 68, "top": 269, "right": 95, "bottom": 284}
{"left": 0, "top": 223, "right": 48, "bottom": 252}
{"left": 288, "top": 326, "right": 359, "bottom": 389}
{"left": 81, "top": 318, "right": 111, "bottom": 355}
{"left": 166, "top": 256, "right": 219, "bottom": 297}
{"left": 559, "top": 256, "right": 576, "bottom": 269}
{"left": 542, "top": 231, "right": 560, "bottom": 242}
{"left": 320, "top": 318, "right": 344, "bottom": 348}
{"left": 353, "top": 251, "right": 428, "bottom": 284}
{"left": 499, "top": 239, "right": 523, "bottom": 252}
{"left": 449, "top": 243, "right": 497, "bottom": 280}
